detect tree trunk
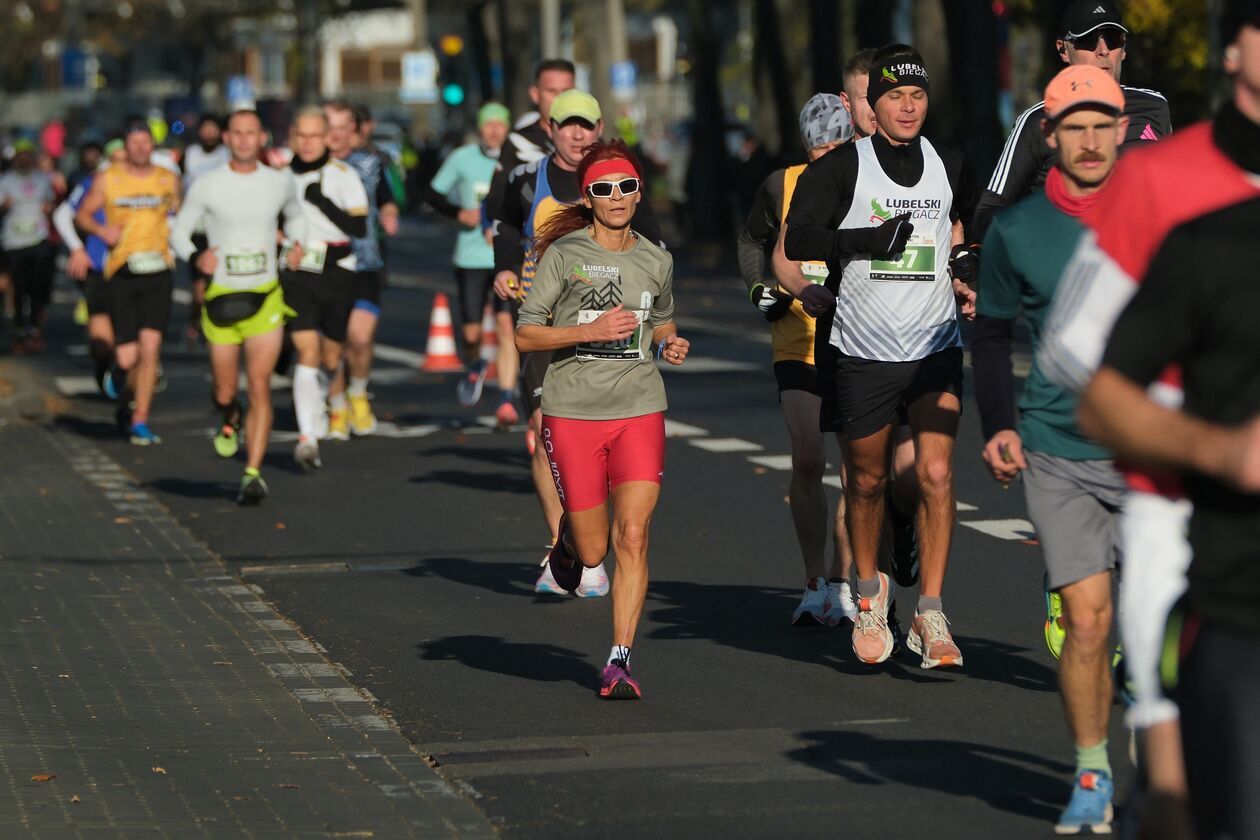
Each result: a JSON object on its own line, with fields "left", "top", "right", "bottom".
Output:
{"left": 685, "top": 0, "right": 733, "bottom": 243}
{"left": 753, "top": 0, "right": 798, "bottom": 160}
{"left": 808, "top": 0, "right": 841, "bottom": 94}
{"left": 944, "top": 0, "right": 1002, "bottom": 181}
{"left": 496, "top": 0, "right": 534, "bottom": 118}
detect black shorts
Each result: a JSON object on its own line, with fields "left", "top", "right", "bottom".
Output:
{"left": 520, "top": 349, "right": 553, "bottom": 417}
{"left": 455, "top": 267, "right": 511, "bottom": 325}
{"left": 282, "top": 267, "right": 355, "bottom": 343}
{"left": 190, "top": 233, "right": 211, "bottom": 282}
{"left": 83, "top": 270, "right": 109, "bottom": 316}
{"left": 353, "top": 270, "right": 382, "bottom": 315}
{"left": 774, "top": 360, "right": 818, "bottom": 397}
{"left": 108, "top": 269, "right": 174, "bottom": 345}
{"left": 819, "top": 346, "right": 963, "bottom": 440}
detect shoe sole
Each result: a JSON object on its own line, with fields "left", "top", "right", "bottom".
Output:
{"left": 906, "top": 631, "right": 964, "bottom": 669}
{"left": 130, "top": 437, "right": 161, "bottom": 446}
{"left": 1054, "top": 804, "right": 1114, "bottom": 835}
{"left": 238, "top": 489, "right": 267, "bottom": 506}
{"left": 599, "top": 680, "right": 641, "bottom": 700}
{"left": 350, "top": 423, "right": 377, "bottom": 436}
{"left": 214, "top": 439, "right": 239, "bottom": 459}
{"left": 575, "top": 586, "right": 609, "bottom": 598}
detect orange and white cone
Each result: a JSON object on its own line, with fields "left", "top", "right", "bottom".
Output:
{"left": 421, "top": 292, "right": 464, "bottom": 372}
{"left": 479, "top": 305, "right": 499, "bottom": 383}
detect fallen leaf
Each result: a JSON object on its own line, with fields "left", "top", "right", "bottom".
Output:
{"left": 70, "top": 795, "right": 81, "bottom": 804}
{"left": 232, "top": 795, "right": 250, "bottom": 801}
{"left": 279, "top": 783, "right": 300, "bottom": 790}
{"left": 151, "top": 767, "right": 166, "bottom": 775}
{"left": 114, "top": 517, "right": 131, "bottom": 525}
{"left": 274, "top": 522, "right": 286, "bottom": 530}
{"left": 31, "top": 773, "right": 56, "bottom": 782}
{"left": 752, "top": 467, "right": 767, "bottom": 475}
{"left": 212, "top": 661, "right": 232, "bottom": 666}
{"left": 38, "top": 487, "right": 49, "bottom": 496}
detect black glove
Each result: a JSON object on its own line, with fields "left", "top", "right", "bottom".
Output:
{"left": 798, "top": 284, "right": 835, "bottom": 318}
{"left": 749, "top": 284, "right": 794, "bottom": 322}
{"left": 949, "top": 242, "right": 981, "bottom": 285}
{"left": 861, "top": 212, "right": 913, "bottom": 259}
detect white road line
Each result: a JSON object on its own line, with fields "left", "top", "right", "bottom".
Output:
{"left": 55, "top": 375, "right": 100, "bottom": 396}
{"left": 821, "top": 475, "right": 844, "bottom": 488}
{"left": 658, "top": 357, "right": 760, "bottom": 374}
{"left": 664, "top": 419, "right": 708, "bottom": 438}
{"left": 689, "top": 437, "right": 763, "bottom": 453}
{"left": 373, "top": 343, "right": 428, "bottom": 368}
{"left": 748, "top": 454, "right": 794, "bottom": 470}
{"left": 959, "top": 518, "right": 1036, "bottom": 541}
{"left": 955, "top": 501, "right": 979, "bottom": 512}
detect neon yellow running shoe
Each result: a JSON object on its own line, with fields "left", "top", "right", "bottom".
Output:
{"left": 1045, "top": 576, "right": 1065, "bottom": 660}
{"left": 213, "top": 423, "right": 239, "bottom": 458}
{"left": 73, "top": 297, "right": 89, "bottom": 326}
{"left": 327, "top": 407, "right": 351, "bottom": 441}
{"left": 349, "top": 394, "right": 377, "bottom": 436}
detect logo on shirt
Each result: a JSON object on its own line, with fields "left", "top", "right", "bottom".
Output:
{"left": 1139, "top": 123, "right": 1159, "bottom": 141}
{"left": 569, "top": 263, "right": 620, "bottom": 287}
{"left": 870, "top": 198, "right": 892, "bottom": 223}
{"left": 877, "top": 196, "right": 943, "bottom": 221}
{"left": 113, "top": 194, "right": 166, "bottom": 210}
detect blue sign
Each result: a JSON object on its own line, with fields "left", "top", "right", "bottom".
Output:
{"left": 401, "top": 50, "right": 438, "bottom": 104}
{"left": 611, "top": 60, "right": 637, "bottom": 96}
{"left": 227, "top": 75, "right": 255, "bottom": 107}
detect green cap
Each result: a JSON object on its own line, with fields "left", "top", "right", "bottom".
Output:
{"left": 12, "top": 138, "right": 36, "bottom": 154}
{"left": 548, "top": 89, "right": 601, "bottom": 127}
{"left": 477, "top": 102, "right": 511, "bottom": 129}
{"left": 103, "top": 139, "right": 125, "bottom": 158}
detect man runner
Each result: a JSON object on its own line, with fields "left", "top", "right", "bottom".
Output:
{"left": 170, "top": 109, "right": 303, "bottom": 505}
{"left": 0, "top": 138, "right": 56, "bottom": 354}
{"left": 75, "top": 121, "right": 181, "bottom": 445}
{"left": 785, "top": 44, "right": 981, "bottom": 668}
{"left": 180, "top": 114, "right": 230, "bottom": 344}
{"left": 972, "top": 66, "right": 1128, "bottom": 834}
{"left": 737, "top": 93, "right": 857, "bottom": 628}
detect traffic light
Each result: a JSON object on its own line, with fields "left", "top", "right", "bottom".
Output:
{"left": 438, "top": 34, "right": 466, "bottom": 110}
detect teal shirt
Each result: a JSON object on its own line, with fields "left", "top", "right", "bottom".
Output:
{"left": 975, "top": 192, "right": 1110, "bottom": 461}
{"left": 430, "top": 143, "right": 497, "bottom": 269}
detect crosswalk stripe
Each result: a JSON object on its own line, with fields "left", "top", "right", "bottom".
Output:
{"left": 664, "top": 420, "right": 707, "bottom": 438}
{"left": 959, "top": 519, "right": 1035, "bottom": 541}
{"left": 689, "top": 437, "right": 763, "bottom": 453}
{"left": 748, "top": 454, "right": 794, "bottom": 470}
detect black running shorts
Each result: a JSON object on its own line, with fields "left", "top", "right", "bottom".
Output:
{"left": 83, "top": 270, "right": 109, "bottom": 316}
{"left": 520, "top": 349, "right": 554, "bottom": 417}
{"left": 353, "top": 269, "right": 383, "bottom": 314}
{"left": 108, "top": 268, "right": 174, "bottom": 345}
{"left": 282, "top": 265, "right": 355, "bottom": 343}
{"left": 819, "top": 346, "right": 963, "bottom": 439}
{"left": 774, "top": 360, "right": 819, "bottom": 397}
{"left": 455, "top": 267, "right": 511, "bottom": 326}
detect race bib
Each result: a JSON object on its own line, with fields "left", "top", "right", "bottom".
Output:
{"left": 801, "top": 261, "right": 829, "bottom": 284}
{"left": 282, "top": 241, "right": 327, "bottom": 273}
{"left": 473, "top": 182, "right": 490, "bottom": 203}
{"left": 575, "top": 307, "right": 648, "bottom": 361}
{"left": 224, "top": 249, "right": 267, "bottom": 277}
{"left": 126, "top": 251, "right": 170, "bottom": 275}
{"left": 870, "top": 233, "right": 936, "bottom": 282}
{"left": 12, "top": 219, "right": 39, "bottom": 237}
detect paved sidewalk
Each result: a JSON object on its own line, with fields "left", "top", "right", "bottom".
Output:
{"left": 0, "top": 360, "right": 494, "bottom": 838}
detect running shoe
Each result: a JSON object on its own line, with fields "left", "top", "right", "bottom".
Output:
{"left": 237, "top": 470, "right": 268, "bottom": 506}
{"left": 851, "top": 572, "right": 895, "bottom": 664}
{"left": 823, "top": 580, "right": 858, "bottom": 626}
{"left": 1045, "top": 575, "right": 1066, "bottom": 660}
{"left": 599, "top": 659, "right": 642, "bottom": 700}
{"left": 888, "top": 491, "right": 920, "bottom": 587}
{"left": 294, "top": 438, "right": 322, "bottom": 471}
{"left": 888, "top": 597, "right": 904, "bottom": 655}
{"left": 73, "top": 297, "right": 89, "bottom": 326}
{"left": 349, "top": 394, "right": 378, "bottom": 435}
{"left": 1113, "top": 645, "right": 1136, "bottom": 707}
{"left": 525, "top": 427, "right": 536, "bottom": 455}
{"left": 129, "top": 422, "right": 162, "bottom": 446}
{"left": 576, "top": 562, "right": 610, "bottom": 598}
{"left": 534, "top": 550, "right": 567, "bottom": 595}
{"left": 456, "top": 360, "right": 489, "bottom": 408}
{"left": 546, "top": 514, "right": 582, "bottom": 593}
{"left": 327, "top": 407, "right": 350, "bottom": 441}
{"left": 907, "top": 609, "right": 964, "bottom": 669}
{"left": 791, "top": 577, "right": 829, "bottom": 629}
{"left": 154, "top": 363, "right": 167, "bottom": 394}
{"left": 104, "top": 368, "right": 124, "bottom": 402}
{"left": 495, "top": 400, "right": 519, "bottom": 430}
{"left": 1054, "top": 770, "right": 1114, "bottom": 835}
{"left": 213, "top": 423, "right": 240, "bottom": 459}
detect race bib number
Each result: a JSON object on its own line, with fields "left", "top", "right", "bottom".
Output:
{"left": 473, "top": 182, "right": 490, "bottom": 203}
{"left": 575, "top": 308, "right": 648, "bottom": 361}
{"left": 870, "top": 233, "right": 936, "bottom": 281}
{"left": 801, "top": 261, "right": 829, "bottom": 284}
{"left": 12, "top": 219, "right": 39, "bottom": 237}
{"left": 126, "top": 251, "right": 169, "bottom": 275}
{"left": 282, "top": 241, "right": 327, "bottom": 274}
{"left": 224, "top": 249, "right": 267, "bottom": 277}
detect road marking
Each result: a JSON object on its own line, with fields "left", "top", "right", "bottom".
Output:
{"left": 664, "top": 419, "right": 707, "bottom": 437}
{"left": 265, "top": 422, "right": 441, "bottom": 443}
{"left": 748, "top": 454, "right": 794, "bottom": 470}
{"left": 959, "top": 518, "right": 1036, "bottom": 541}
{"left": 54, "top": 375, "right": 99, "bottom": 396}
{"left": 658, "top": 357, "right": 759, "bottom": 374}
{"left": 674, "top": 315, "right": 772, "bottom": 345}
{"left": 689, "top": 437, "right": 763, "bottom": 453}
{"left": 373, "top": 343, "right": 428, "bottom": 368}
{"left": 956, "top": 501, "right": 979, "bottom": 512}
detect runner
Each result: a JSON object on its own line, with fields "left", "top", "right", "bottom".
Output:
{"left": 180, "top": 114, "right": 230, "bottom": 344}
{"left": 0, "top": 138, "right": 56, "bottom": 354}
{"left": 973, "top": 0, "right": 1171, "bottom": 239}
{"left": 839, "top": 49, "right": 878, "bottom": 140}
{"left": 785, "top": 44, "right": 981, "bottom": 668}
{"left": 425, "top": 102, "right": 515, "bottom": 408}
{"left": 170, "top": 109, "right": 304, "bottom": 505}
{"left": 74, "top": 121, "right": 181, "bottom": 445}
{"left": 492, "top": 89, "right": 665, "bottom": 598}
{"left": 737, "top": 93, "right": 857, "bottom": 628}
{"left": 972, "top": 66, "right": 1128, "bottom": 834}
{"left": 52, "top": 138, "right": 126, "bottom": 390}
{"left": 322, "top": 100, "right": 400, "bottom": 439}
{"left": 519, "top": 139, "right": 688, "bottom": 700}
{"left": 1038, "top": 8, "right": 1260, "bottom": 831}
{"left": 281, "top": 106, "right": 368, "bottom": 470}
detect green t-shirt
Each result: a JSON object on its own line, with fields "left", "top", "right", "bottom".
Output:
{"left": 975, "top": 191, "right": 1109, "bottom": 461}
{"left": 518, "top": 227, "right": 675, "bottom": 420}
{"left": 429, "top": 143, "right": 497, "bottom": 269}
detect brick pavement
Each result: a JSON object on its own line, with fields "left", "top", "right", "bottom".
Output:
{"left": 0, "top": 360, "right": 495, "bottom": 838}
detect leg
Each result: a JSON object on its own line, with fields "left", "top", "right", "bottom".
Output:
{"left": 531, "top": 407, "right": 564, "bottom": 544}
{"left": 208, "top": 342, "right": 242, "bottom": 412}
{"left": 608, "top": 481, "right": 661, "bottom": 648}
{"left": 905, "top": 390, "right": 961, "bottom": 600}
{"left": 890, "top": 425, "right": 919, "bottom": 512}
{"left": 495, "top": 310, "right": 519, "bottom": 394}
{"left": 1059, "top": 571, "right": 1115, "bottom": 759}
{"left": 843, "top": 425, "right": 895, "bottom": 583}
{"left": 242, "top": 328, "right": 284, "bottom": 471}
{"left": 290, "top": 330, "right": 324, "bottom": 441}
{"left": 830, "top": 452, "right": 855, "bottom": 581}
{"left": 131, "top": 328, "right": 163, "bottom": 423}
{"left": 344, "top": 307, "right": 379, "bottom": 433}
{"left": 780, "top": 390, "right": 827, "bottom": 578}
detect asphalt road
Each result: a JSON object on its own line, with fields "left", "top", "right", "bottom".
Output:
{"left": 21, "top": 217, "right": 1131, "bottom": 838}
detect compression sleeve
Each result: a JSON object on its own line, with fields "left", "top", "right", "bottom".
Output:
{"left": 971, "top": 315, "right": 1018, "bottom": 439}
{"left": 424, "top": 185, "right": 462, "bottom": 220}
{"left": 737, "top": 172, "right": 781, "bottom": 294}
{"left": 52, "top": 198, "right": 85, "bottom": 252}
{"left": 169, "top": 180, "right": 207, "bottom": 262}
{"left": 492, "top": 168, "right": 530, "bottom": 274}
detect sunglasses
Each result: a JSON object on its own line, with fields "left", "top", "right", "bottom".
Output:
{"left": 1069, "top": 28, "right": 1126, "bottom": 52}
{"left": 587, "top": 177, "right": 640, "bottom": 199}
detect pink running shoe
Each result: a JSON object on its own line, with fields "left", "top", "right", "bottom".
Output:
{"left": 851, "top": 572, "right": 895, "bottom": 665}
{"left": 599, "top": 660, "right": 641, "bottom": 700}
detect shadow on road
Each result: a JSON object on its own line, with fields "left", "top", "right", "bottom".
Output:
{"left": 409, "top": 469, "right": 534, "bottom": 494}
{"left": 418, "top": 634, "right": 599, "bottom": 688}
{"left": 787, "top": 729, "right": 1069, "bottom": 822}
{"left": 411, "top": 443, "right": 531, "bottom": 470}
{"left": 402, "top": 556, "right": 544, "bottom": 598}
{"left": 53, "top": 413, "right": 118, "bottom": 440}
{"left": 144, "top": 476, "right": 237, "bottom": 501}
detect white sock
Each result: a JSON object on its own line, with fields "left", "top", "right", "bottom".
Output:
{"left": 329, "top": 392, "right": 347, "bottom": 411}
{"left": 607, "top": 645, "right": 631, "bottom": 667}
{"left": 348, "top": 376, "right": 369, "bottom": 398}
{"left": 293, "top": 365, "right": 323, "bottom": 440}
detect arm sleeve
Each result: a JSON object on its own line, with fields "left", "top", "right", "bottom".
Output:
{"left": 52, "top": 195, "right": 85, "bottom": 252}
{"left": 424, "top": 185, "right": 462, "bottom": 219}
{"left": 782, "top": 151, "right": 857, "bottom": 264}
{"left": 169, "top": 181, "right": 205, "bottom": 262}
{"left": 651, "top": 254, "right": 675, "bottom": 324}
{"left": 493, "top": 170, "right": 529, "bottom": 274}
{"left": 971, "top": 223, "right": 1021, "bottom": 438}
{"left": 737, "top": 173, "right": 780, "bottom": 293}
{"left": 482, "top": 166, "right": 510, "bottom": 231}
{"left": 950, "top": 156, "right": 982, "bottom": 243}
{"left": 375, "top": 174, "right": 394, "bottom": 211}
{"left": 517, "top": 244, "right": 564, "bottom": 326}
{"left": 314, "top": 172, "right": 368, "bottom": 239}
{"left": 972, "top": 110, "right": 1047, "bottom": 240}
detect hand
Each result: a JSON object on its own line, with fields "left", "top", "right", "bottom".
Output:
{"left": 286, "top": 243, "right": 304, "bottom": 271}
{"left": 660, "top": 334, "right": 690, "bottom": 365}
{"left": 949, "top": 243, "right": 980, "bottom": 286}
{"left": 750, "top": 284, "right": 793, "bottom": 322}
{"left": 195, "top": 247, "right": 218, "bottom": 277}
{"left": 483, "top": 228, "right": 494, "bottom": 247}
{"left": 493, "top": 270, "right": 519, "bottom": 301}
{"left": 583, "top": 304, "right": 639, "bottom": 342}
{"left": 864, "top": 212, "right": 913, "bottom": 258}
{"left": 798, "top": 283, "right": 835, "bottom": 318}
{"left": 456, "top": 208, "right": 481, "bottom": 229}
{"left": 98, "top": 224, "right": 122, "bottom": 247}
{"left": 66, "top": 248, "right": 91, "bottom": 280}
{"left": 953, "top": 277, "right": 977, "bottom": 321}
{"left": 982, "top": 430, "right": 1027, "bottom": 484}
{"left": 380, "top": 204, "right": 400, "bottom": 236}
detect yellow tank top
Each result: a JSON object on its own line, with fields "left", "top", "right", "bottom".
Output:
{"left": 101, "top": 165, "right": 179, "bottom": 278}
{"left": 772, "top": 165, "right": 830, "bottom": 365}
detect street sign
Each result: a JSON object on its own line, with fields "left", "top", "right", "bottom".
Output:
{"left": 611, "top": 60, "right": 638, "bottom": 101}
{"left": 401, "top": 50, "right": 438, "bottom": 104}
{"left": 227, "top": 75, "right": 256, "bottom": 109}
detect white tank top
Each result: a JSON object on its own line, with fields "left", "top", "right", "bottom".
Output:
{"left": 831, "top": 136, "right": 960, "bottom": 362}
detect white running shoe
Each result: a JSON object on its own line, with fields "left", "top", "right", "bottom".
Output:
{"left": 294, "top": 438, "right": 322, "bottom": 471}
{"left": 824, "top": 580, "right": 858, "bottom": 626}
{"left": 576, "top": 562, "right": 610, "bottom": 598}
{"left": 534, "top": 551, "right": 567, "bottom": 595}
{"left": 791, "top": 577, "right": 829, "bottom": 629}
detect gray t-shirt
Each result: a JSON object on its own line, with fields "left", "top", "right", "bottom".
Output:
{"left": 0, "top": 170, "right": 53, "bottom": 251}
{"left": 518, "top": 228, "right": 674, "bottom": 420}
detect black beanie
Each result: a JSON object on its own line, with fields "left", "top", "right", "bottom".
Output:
{"left": 867, "top": 52, "right": 931, "bottom": 110}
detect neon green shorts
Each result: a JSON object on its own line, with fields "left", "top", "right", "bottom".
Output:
{"left": 201, "top": 285, "right": 293, "bottom": 346}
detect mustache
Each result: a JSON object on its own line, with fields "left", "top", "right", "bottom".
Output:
{"left": 1073, "top": 152, "right": 1107, "bottom": 163}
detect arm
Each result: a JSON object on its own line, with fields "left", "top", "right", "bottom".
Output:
{"left": 649, "top": 256, "right": 690, "bottom": 364}
{"left": 424, "top": 184, "right": 463, "bottom": 220}
{"left": 971, "top": 108, "right": 1048, "bottom": 241}
{"left": 784, "top": 149, "right": 910, "bottom": 265}
{"left": 492, "top": 168, "right": 528, "bottom": 275}
{"left": 52, "top": 194, "right": 85, "bottom": 253}
{"left": 970, "top": 224, "right": 1025, "bottom": 479}
{"left": 169, "top": 181, "right": 206, "bottom": 263}
{"left": 736, "top": 173, "right": 779, "bottom": 294}
{"left": 74, "top": 176, "right": 118, "bottom": 246}
{"left": 305, "top": 179, "right": 368, "bottom": 239}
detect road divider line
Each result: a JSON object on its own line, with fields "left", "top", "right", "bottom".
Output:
{"left": 664, "top": 419, "right": 708, "bottom": 438}
{"left": 959, "top": 518, "right": 1036, "bottom": 541}
{"left": 748, "top": 454, "right": 794, "bottom": 471}
{"left": 689, "top": 437, "right": 763, "bottom": 453}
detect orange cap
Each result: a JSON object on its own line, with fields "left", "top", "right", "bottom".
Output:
{"left": 1043, "top": 65, "right": 1125, "bottom": 120}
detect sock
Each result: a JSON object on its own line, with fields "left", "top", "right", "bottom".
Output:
{"left": 1075, "top": 740, "right": 1111, "bottom": 776}
{"left": 348, "top": 376, "right": 369, "bottom": 398}
{"left": 607, "top": 645, "right": 631, "bottom": 667}
{"left": 329, "top": 393, "right": 348, "bottom": 411}
{"left": 244, "top": 467, "right": 261, "bottom": 478}
{"left": 917, "top": 595, "right": 943, "bottom": 614}
{"left": 499, "top": 387, "right": 517, "bottom": 405}
{"left": 292, "top": 365, "right": 322, "bottom": 440}
{"left": 856, "top": 576, "right": 881, "bottom": 599}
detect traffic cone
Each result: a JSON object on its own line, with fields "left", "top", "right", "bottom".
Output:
{"left": 421, "top": 292, "right": 464, "bottom": 372}
{"left": 479, "top": 305, "right": 499, "bottom": 383}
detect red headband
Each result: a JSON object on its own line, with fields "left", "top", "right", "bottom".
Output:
{"left": 581, "top": 157, "right": 640, "bottom": 194}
